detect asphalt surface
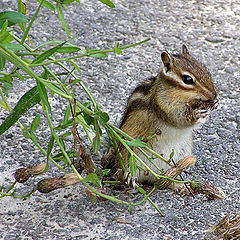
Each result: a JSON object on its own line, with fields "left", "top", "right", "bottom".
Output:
{"left": 0, "top": 0, "right": 239, "bottom": 239}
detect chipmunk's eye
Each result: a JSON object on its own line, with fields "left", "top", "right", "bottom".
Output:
{"left": 182, "top": 75, "right": 194, "bottom": 84}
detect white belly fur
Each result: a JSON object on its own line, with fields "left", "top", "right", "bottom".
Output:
{"left": 136, "top": 125, "right": 193, "bottom": 183}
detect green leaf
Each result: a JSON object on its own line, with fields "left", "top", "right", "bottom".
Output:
{"left": 76, "top": 114, "right": 93, "bottom": 129}
{"left": 100, "top": 112, "right": 109, "bottom": 124}
{"left": 1, "top": 74, "right": 13, "bottom": 83}
{"left": 93, "top": 135, "right": 101, "bottom": 153}
{"left": 30, "top": 114, "right": 41, "bottom": 131}
{"left": 93, "top": 119, "right": 101, "bottom": 153}
{"left": 55, "top": 119, "right": 74, "bottom": 130}
{"left": 83, "top": 173, "right": 102, "bottom": 188}
{"left": 98, "top": 0, "right": 115, "bottom": 8}
{"left": 88, "top": 49, "right": 107, "bottom": 58}
{"left": 61, "top": 0, "right": 76, "bottom": 5}
{"left": 55, "top": 112, "right": 90, "bottom": 130}
{"left": 18, "top": 1, "right": 27, "bottom": 15}
{"left": 125, "top": 139, "right": 147, "bottom": 148}
{"left": 37, "top": 0, "right": 55, "bottom": 11}
{"left": 129, "top": 154, "right": 136, "bottom": 178}
{"left": 169, "top": 149, "right": 174, "bottom": 160}
{"left": 89, "top": 196, "right": 97, "bottom": 202}
{"left": 82, "top": 113, "right": 94, "bottom": 126}
{"left": 47, "top": 135, "right": 54, "bottom": 159}
{"left": 114, "top": 48, "right": 122, "bottom": 54}
{"left": 60, "top": 131, "right": 71, "bottom": 138}
{"left": 32, "top": 41, "right": 67, "bottom": 64}
{"left": 23, "top": 128, "right": 38, "bottom": 146}
{"left": 0, "top": 56, "right": 6, "bottom": 70}
{"left": 0, "top": 29, "right": 14, "bottom": 44}
{"left": 1, "top": 19, "right": 8, "bottom": 31}
{"left": 17, "top": 1, "right": 27, "bottom": 31}
{"left": 95, "top": 111, "right": 109, "bottom": 125}
{"left": 59, "top": 138, "right": 66, "bottom": 150}
{"left": 37, "top": 79, "right": 51, "bottom": 111}
{"left": 82, "top": 102, "right": 94, "bottom": 126}
{"left": 0, "top": 86, "right": 40, "bottom": 135}
{"left": 0, "top": 99, "right": 8, "bottom": 111}
{"left": 56, "top": 3, "right": 71, "bottom": 38}
{"left": 0, "top": 11, "right": 30, "bottom": 28}
{"left": 35, "top": 40, "right": 80, "bottom": 50}
{"left": 56, "top": 46, "right": 81, "bottom": 53}
{"left": 40, "top": 79, "right": 72, "bottom": 99}
{"left": 30, "top": 131, "right": 38, "bottom": 145}
{"left": 0, "top": 81, "right": 13, "bottom": 96}
{"left": 52, "top": 151, "right": 77, "bottom": 163}
{"left": 2, "top": 43, "right": 25, "bottom": 51}
{"left": 23, "top": 127, "right": 31, "bottom": 139}
{"left": 136, "top": 185, "right": 146, "bottom": 195}
{"left": 52, "top": 152, "right": 65, "bottom": 163}
{"left": 67, "top": 61, "right": 82, "bottom": 75}
{"left": 63, "top": 105, "right": 71, "bottom": 123}
{"left": 102, "top": 169, "right": 110, "bottom": 177}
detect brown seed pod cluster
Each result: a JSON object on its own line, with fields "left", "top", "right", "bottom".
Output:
{"left": 37, "top": 173, "right": 80, "bottom": 193}
{"left": 15, "top": 163, "right": 46, "bottom": 183}
{"left": 190, "top": 180, "right": 226, "bottom": 200}
{"left": 155, "top": 156, "right": 196, "bottom": 190}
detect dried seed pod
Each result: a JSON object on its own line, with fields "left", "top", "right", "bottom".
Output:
{"left": 37, "top": 173, "right": 80, "bottom": 193}
{"left": 15, "top": 163, "right": 46, "bottom": 183}
{"left": 155, "top": 156, "right": 196, "bottom": 189}
{"left": 190, "top": 180, "right": 226, "bottom": 200}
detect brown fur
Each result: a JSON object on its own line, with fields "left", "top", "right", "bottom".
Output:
{"left": 102, "top": 45, "right": 217, "bottom": 181}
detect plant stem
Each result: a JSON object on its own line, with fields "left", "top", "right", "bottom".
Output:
{"left": 0, "top": 88, "right": 13, "bottom": 112}
{"left": 144, "top": 186, "right": 164, "bottom": 216}
{"left": 106, "top": 124, "right": 160, "bottom": 179}
{"left": 29, "top": 38, "right": 151, "bottom": 67}
{"left": 110, "top": 124, "right": 171, "bottom": 165}
{"left": 6, "top": 181, "right": 17, "bottom": 193}
{"left": 21, "top": 0, "right": 44, "bottom": 45}
{"left": 45, "top": 108, "right": 84, "bottom": 179}
{"left": 0, "top": 189, "right": 37, "bottom": 198}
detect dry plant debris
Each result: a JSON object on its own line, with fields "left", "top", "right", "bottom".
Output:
{"left": 206, "top": 213, "right": 240, "bottom": 240}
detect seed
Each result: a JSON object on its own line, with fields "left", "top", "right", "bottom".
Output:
{"left": 37, "top": 173, "right": 80, "bottom": 193}
{"left": 15, "top": 163, "right": 46, "bottom": 183}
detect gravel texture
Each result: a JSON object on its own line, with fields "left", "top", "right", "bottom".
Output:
{"left": 0, "top": 0, "right": 239, "bottom": 239}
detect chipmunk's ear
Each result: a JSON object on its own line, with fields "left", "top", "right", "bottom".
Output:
{"left": 161, "top": 52, "right": 173, "bottom": 72}
{"left": 182, "top": 44, "right": 190, "bottom": 55}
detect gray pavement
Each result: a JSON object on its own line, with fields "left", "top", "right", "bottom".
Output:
{"left": 0, "top": 0, "right": 239, "bottom": 239}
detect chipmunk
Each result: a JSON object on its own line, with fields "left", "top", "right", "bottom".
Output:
{"left": 102, "top": 45, "right": 218, "bottom": 185}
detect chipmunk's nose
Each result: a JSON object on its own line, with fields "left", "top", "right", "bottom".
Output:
{"left": 208, "top": 90, "right": 217, "bottom": 101}
{"left": 201, "top": 91, "right": 217, "bottom": 102}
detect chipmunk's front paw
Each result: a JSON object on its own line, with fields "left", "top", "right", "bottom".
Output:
{"left": 185, "top": 107, "right": 210, "bottom": 124}
{"left": 186, "top": 98, "right": 219, "bottom": 124}
{"left": 194, "top": 108, "right": 211, "bottom": 123}
{"left": 124, "top": 169, "right": 137, "bottom": 188}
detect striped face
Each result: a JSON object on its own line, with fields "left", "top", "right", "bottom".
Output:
{"left": 120, "top": 45, "right": 218, "bottom": 130}
{"left": 161, "top": 49, "right": 217, "bottom": 103}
